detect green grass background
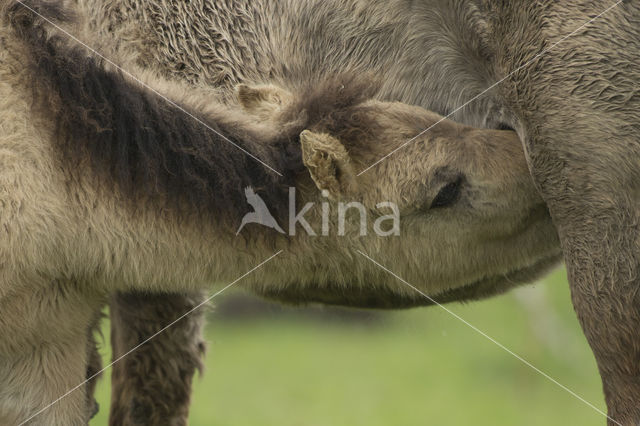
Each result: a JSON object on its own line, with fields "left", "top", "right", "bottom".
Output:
{"left": 91, "top": 267, "right": 606, "bottom": 425}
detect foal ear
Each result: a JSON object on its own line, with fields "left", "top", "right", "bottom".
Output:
{"left": 300, "top": 130, "right": 357, "bottom": 198}
{"left": 236, "top": 83, "right": 293, "bottom": 120}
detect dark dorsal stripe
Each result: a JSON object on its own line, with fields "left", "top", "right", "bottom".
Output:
{"left": 8, "top": 0, "right": 299, "bottom": 222}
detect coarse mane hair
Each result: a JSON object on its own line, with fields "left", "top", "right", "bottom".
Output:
{"left": 7, "top": 1, "right": 383, "bottom": 221}
{"left": 8, "top": 0, "right": 291, "bottom": 220}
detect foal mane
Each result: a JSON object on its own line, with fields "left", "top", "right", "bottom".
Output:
{"left": 7, "top": 0, "right": 298, "bottom": 220}
{"left": 6, "top": 1, "right": 382, "bottom": 223}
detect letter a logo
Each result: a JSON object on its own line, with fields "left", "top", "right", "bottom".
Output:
{"left": 236, "top": 187, "right": 285, "bottom": 235}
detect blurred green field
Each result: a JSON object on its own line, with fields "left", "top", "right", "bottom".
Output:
{"left": 91, "top": 267, "right": 606, "bottom": 426}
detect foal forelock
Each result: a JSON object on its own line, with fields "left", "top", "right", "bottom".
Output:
{"left": 7, "top": 0, "right": 300, "bottom": 223}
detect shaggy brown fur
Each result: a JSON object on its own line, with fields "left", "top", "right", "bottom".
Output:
{"left": 73, "top": 0, "right": 507, "bottom": 421}
{"left": 0, "top": 2, "right": 561, "bottom": 424}
{"left": 109, "top": 292, "right": 206, "bottom": 426}
{"left": 80, "top": 0, "right": 640, "bottom": 423}
{"left": 10, "top": 0, "right": 299, "bottom": 222}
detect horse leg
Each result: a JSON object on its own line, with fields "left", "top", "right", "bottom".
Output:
{"left": 108, "top": 291, "right": 207, "bottom": 426}
{"left": 0, "top": 278, "right": 103, "bottom": 425}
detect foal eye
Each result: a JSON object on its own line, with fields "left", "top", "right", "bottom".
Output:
{"left": 430, "top": 177, "right": 463, "bottom": 209}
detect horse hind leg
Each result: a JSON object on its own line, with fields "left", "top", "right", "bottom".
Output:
{"left": 108, "top": 291, "right": 207, "bottom": 426}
